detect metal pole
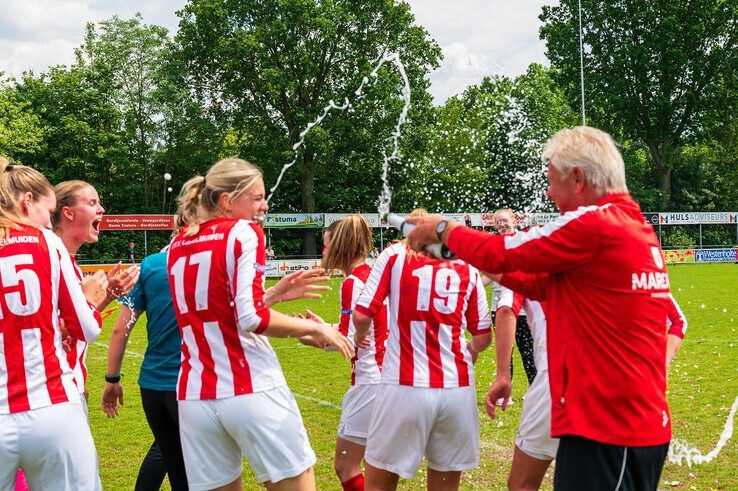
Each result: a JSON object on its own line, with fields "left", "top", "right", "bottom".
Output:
{"left": 578, "top": 0, "right": 586, "bottom": 125}
{"left": 699, "top": 224, "right": 702, "bottom": 249}
{"left": 658, "top": 223, "right": 662, "bottom": 247}
{"left": 380, "top": 225, "right": 384, "bottom": 250}
{"left": 144, "top": 230, "right": 148, "bottom": 257}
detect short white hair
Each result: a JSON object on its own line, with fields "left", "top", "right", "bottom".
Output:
{"left": 541, "top": 126, "right": 628, "bottom": 194}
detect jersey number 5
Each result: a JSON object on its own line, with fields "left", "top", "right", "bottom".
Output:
{"left": 0, "top": 254, "right": 42, "bottom": 319}
{"left": 170, "top": 251, "right": 213, "bottom": 314}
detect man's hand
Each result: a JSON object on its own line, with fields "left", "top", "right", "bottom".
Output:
{"left": 485, "top": 377, "right": 512, "bottom": 419}
{"left": 266, "top": 269, "right": 331, "bottom": 306}
{"left": 405, "top": 215, "right": 461, "bottom": 253}
{"left": 101, "top": 382, "right": 124, "bottom": 418}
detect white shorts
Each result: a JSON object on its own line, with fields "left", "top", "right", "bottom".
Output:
{"left": 515, "top": 369, "right": 559, "bottom": 460}
{"left": 179, "top": 385, "right": 317, "bottom": 489}
{"left": 0, "top": 400, "right": 98, "bottom": 490}
{"left": 338, "top": 384, "right": 380, "bottom": 445}
{"left": 365, "top": 384, "right": 479, "bottom": 479}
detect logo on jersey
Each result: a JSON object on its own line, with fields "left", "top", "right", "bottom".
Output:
{"left": 651, "top": 246, "right": 664, "bottom": 269}
{"left": 631, "top": 271, "right": 669, "bottom": 291}
{"left": 253, "top": 263, "right": 268, "bottom": 272}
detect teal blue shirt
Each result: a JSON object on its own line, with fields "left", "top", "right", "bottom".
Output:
{"left": 126, "top": 252, "right": 181, "bottom": 392}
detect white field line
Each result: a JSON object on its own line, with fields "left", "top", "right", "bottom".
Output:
{"left": 90, "top": 342, "right": 342, "bottom": 410}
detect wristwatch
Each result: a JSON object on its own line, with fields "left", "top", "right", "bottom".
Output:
{"left": 105, "top": 373, "right": 122, "bottom": 383}
{"left": 435, "top": 220, "right": 449, "bottom": 242}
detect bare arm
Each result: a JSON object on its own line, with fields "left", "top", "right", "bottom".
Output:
{"left": 353, "top": 310, "right": 373, "bottom": 346}
{"left": 101, "top": 305, "right": 140, "bottom": 418}
{"left": 666, "top": 334, "right": 683, "bottom": 369}
{"left": 265, "top": 269, "right": 331, "bottom": 307}
{"left": 485, "top": 306, "right": 516, "bottom": 418}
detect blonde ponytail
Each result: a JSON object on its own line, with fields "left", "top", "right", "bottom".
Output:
{"left": 322, "top": 215, "right": 373, "bottom": 275}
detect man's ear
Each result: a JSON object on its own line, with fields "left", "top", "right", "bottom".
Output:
{"left": 572, "top": 167, "right": 587, "bottom": 194}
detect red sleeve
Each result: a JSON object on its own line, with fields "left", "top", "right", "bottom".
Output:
{"left": 499, "top": 272, "right": 550, "bottom": 301}
{"left": 354, "top": 245, "right": 398, "bottom": 318}
{"left": 666, "top": 294, "right": 687, "bottom": 339}
{"left": 337, "top": 277, "right": 354, "bottom": 337}
{"left": 447, "top": 208, "right": 601, "bottom": 274}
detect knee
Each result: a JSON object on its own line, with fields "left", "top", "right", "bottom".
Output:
{"left": 333, "top": 456, "right": 357, "bottom": 482}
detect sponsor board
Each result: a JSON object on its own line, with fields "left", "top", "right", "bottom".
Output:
{"left": 658, "top": 212, "right": 738, "bottom": 225}
{"left": 642, "top": 213, "right": 660, "bottom": 225}
{"left": 264, "top": 214, "right": 325, "bottom": 228}
{"left": 267, "top": 259, "right": 323, "bottom": 277}
{"left": 79, "top": 263, "right": 137, "bottom": 277}
{"left": 99, "top": 215, "right": 175, "bottom": 230}
{"left": 663, "top": 249, "right": 695, "bottom": 264}
{"left": 324, "top": 213, "right": 382, "bottom": 227}
{"left": 694, "top": 248, "right": 737, "bottom": 263}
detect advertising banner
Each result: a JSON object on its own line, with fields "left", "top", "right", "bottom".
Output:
{"left": 266, "top": 259, "right": 323, "bottom": 277}
{"left": 264, "top": 214, "right": 325, "bottom": 228}
{"left": 99, "top": 215, "right": 175, "bottom": 230}
{"left": 657, "top": 212, "right": 738, "bottom": 225}
{"left": 642, "top": 213, "right": 660, "bottom": 226}
{"left": 79, "top": 263, "right": 137, "bottom": 276}
{"left": 694, "top": 248, "right": 737, "bottom": 263}
{"left": 663, "top": 249, "right": 695, "bottom": 264}
{"left": 324, "top": 213, "right": 382, "bottom": 227}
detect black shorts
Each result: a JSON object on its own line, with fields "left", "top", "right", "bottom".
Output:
{"left": 554, "top": 435, "right": 669, "bottom": 491}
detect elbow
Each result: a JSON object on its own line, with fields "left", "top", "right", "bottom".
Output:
{"left": 472, "top": 332, "right": 492, "bottom": 352}
{"left": 352, "top": 311, "right": 372, "bottom": 334}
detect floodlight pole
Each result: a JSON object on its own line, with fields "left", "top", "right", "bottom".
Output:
{"left": 578, "top": 0, "right": 586, "bottom": 126}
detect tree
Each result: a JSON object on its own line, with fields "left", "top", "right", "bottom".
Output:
{"left": 0, "top": 77, "right": 44, "bottom": 158}
{"left": 75, "top": 15, "right": 171, "bottom": 209}
{"left": 400, "top": 64, "right": 576, "bottom": 213}
{"left": 541, "top": 0, "right": 738, "bottom": 201}
{"left": 175, "top": 0, "right": 441, "bottom": 254}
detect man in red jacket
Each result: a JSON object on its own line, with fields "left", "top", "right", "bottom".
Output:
{"left": 406, "top": 126, "right": 672, "bottom": 490}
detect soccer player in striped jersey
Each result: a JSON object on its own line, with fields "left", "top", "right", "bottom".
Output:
{"left": 0, "top": 159, "right": 103, "bottom": 489}
{"left": 352, "top": 210, "right": 492, "bottom": 490}
{"left": 169, "top": 157, "right": 353, "bottom": 491}
{"left": 300, "top": 215, "right": 389, "bottom": 491}
{"left": 51, "top": 180, "right": 140, "bottom": 413}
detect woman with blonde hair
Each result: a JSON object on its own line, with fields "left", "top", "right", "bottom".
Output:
{"left": 0, "top": 159, "right": 102, "bottom": 489}
{"left": 352, "top": 208, "right": 492, "bottom": 490}
{"left": 51, "top": 180, "right": 140, "bottom": 411}
{"left": 168, "top": 157, "right": 352, "bottom": 491}
{"left": 300, "top": 215, "right": 388, "bottom": 491}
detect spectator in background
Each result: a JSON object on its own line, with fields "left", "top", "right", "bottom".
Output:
{"left": 492, "top": 209, "right": 537, "bottom": 389}
{"left": 266, "top": 245, "right": 276, "bottom": 260}
{"left": 128, "top": 242, "right": 136, "bottom": 262}
{"left": 464, "top": 214, "right": 472, "bottom": 227}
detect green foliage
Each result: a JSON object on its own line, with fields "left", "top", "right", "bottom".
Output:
{"left": 541, "top": 0, "right": 738, "bottom": 199}
{"left": 0, "top": 80, "right": 44, "bottom": 157}
{"left": 399, "top": 64, "right": 576, "bottom": 213}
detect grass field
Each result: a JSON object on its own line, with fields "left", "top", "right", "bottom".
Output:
{"left": 86, "top": 263, "right": 738, "bottom": 490}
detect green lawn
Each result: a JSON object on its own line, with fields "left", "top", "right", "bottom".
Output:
{"left": 87, "top": 263, "right": 738, "bottom": 490}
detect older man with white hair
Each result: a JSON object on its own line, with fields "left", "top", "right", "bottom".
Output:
{"left": 407, "top": 126, "right": 672, "bottom": 490}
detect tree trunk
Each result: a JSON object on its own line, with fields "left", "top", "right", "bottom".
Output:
{"left": 300, "top": 150, "right": 318, "bottom": 257}
{"left": 645, "top": 140, "right": 672, "bottom": 202}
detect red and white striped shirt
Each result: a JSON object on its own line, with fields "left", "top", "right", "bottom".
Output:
{"left": 666, "top": 293, "right": 687, "bottom": 339}
{"left": 354, "top": 242, "right": 491, "bottom": 388}
{"left": 338, "top": 263, "right": 388, "bottom": 385}
{"left": 66, "top": 256, "right": 88, "bottom": 394}
{"left": 0, "top": 225, "right": 102, "bottom": 414}
{"left": 167, "top": 218, "right": 284, "bottom": 401}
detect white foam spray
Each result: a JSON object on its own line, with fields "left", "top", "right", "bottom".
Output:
{"left": 668, "top": 394, "right": 738, "bottom": 466}
{"left": 267, "top": 52, "right": 411, "bottom": 206}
